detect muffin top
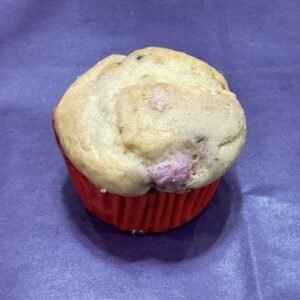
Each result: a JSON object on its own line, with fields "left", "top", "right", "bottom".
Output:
{"left": 54, "top": 47, "right": 246, "bottom": 196}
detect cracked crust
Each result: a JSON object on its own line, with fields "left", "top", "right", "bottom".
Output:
{"left": 54, "top": 47, "right": 246, "bottom": 196}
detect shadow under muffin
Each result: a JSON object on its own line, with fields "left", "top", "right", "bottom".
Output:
{"left": 61, "top": 170, "right": 242, "bottom": 262}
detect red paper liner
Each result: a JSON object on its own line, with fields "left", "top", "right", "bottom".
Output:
{"left": 53, "top": 121, "right": 221, "bottom": 233}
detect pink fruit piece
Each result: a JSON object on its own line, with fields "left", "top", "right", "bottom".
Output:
{"left": 148, "top": 154, "right": 193, "bottom": 192}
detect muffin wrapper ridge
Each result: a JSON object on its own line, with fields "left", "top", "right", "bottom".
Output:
{"left": 53, "top": 122, "right": 221, "bottom": 233}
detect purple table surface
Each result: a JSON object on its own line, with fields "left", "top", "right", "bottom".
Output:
{"left": 1, "top": 1, "right": 299, "bottom": 299}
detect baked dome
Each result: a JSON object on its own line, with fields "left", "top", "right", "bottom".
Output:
{"left": 54, "top": 47, "right": 246, "bottom": 196}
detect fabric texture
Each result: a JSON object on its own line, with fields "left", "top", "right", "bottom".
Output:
{"left": 0, "top": 1, "right": 299, "bottom": 299}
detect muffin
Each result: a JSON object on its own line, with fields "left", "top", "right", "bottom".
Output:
{"left": 53, "top": 47, "right": 246, "bottom": 233}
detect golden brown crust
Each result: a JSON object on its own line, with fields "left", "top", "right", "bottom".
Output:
{"left": 54, "top": 47, "right": 246, "bottom": 196}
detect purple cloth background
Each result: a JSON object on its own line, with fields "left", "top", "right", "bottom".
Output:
{"left": 1, "top": 1, "right": 299, "bottom": 299}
